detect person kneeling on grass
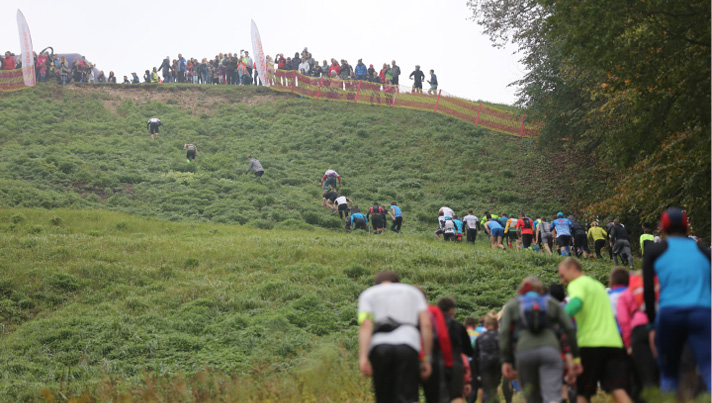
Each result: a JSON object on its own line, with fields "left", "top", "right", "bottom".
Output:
{"left": 184, "top": 143, "right": 198, "bottom": 163}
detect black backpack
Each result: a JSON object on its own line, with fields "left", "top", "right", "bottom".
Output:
{"left": 523, "top": 218, "right": 532, "bottom": 229}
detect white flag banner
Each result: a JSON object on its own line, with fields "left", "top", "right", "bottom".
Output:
{"left": 17, "top": 9, "right": 35, "bottom": 87}
{"left": 250, "top": 20, "right": 268, "bottom": 87}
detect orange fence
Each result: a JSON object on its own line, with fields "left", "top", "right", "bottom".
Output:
{"left": 268, "top": 70, "right": 542, "bottom": 137}
{"left": 0, "top": 67, "right": 32, "bottom": 92}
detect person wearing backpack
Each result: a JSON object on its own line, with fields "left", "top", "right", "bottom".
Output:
{"left": 499, "top": 276, "right": 580, "bottom": 403}
{"left": 442, "top": 216, "right": 457, "bottom": 242}
{"left": 368, "top": 202, "right": 386, "bottom": 234}
{"left": 504, "top": 214, "right": 520, "bottom": 249}
{"left": 516, "top": 213, "right": 535, "bottom": 250}
{"left": 358, "top": 271, "right": 433, "bottom": 403}
{"left": 536, "top": 217, "right": 554, "bottom": 254}
{"left": 472, "top": 311, "right": 501, "bottom": 403}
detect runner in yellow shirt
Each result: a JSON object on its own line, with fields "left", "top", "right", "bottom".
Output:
{"left": 587, "top": 221, "right": 608, "bottom": 259}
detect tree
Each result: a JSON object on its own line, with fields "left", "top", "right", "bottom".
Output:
{"left": 469, "top": 0, "right": 711, "bottom": 238}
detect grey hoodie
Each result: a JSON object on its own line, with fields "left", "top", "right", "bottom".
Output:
{"left": 246, "top": 158, "right": 264, "bottom": 174}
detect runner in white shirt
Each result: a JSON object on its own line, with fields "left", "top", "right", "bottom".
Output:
{"left": 334, "top": 195, "right": 352, "bottom": 219}
{"left": 463, "top": 210, "right": 480, "bottom": 243}
{"left": 358, "top": 271, "right": 432, "bottom": 403}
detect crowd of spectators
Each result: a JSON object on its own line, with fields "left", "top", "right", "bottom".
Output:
{"left": 2, "top": 47, "right": 440, "bottom": 94}
{"left": 1, "top": 49, "right": 110, "bottom": 85}
{"left": 140, "top": 48, "right": 439, "bottom": 94}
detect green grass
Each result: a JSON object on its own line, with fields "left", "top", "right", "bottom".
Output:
{"left": 0, "top": 208, "right": 619, "bottom": 401}
{"left": 0, "top": 83, "right": 559, "bottom": 232}
{"left": 0, "top": 84, "right": 637, "bottom": 401}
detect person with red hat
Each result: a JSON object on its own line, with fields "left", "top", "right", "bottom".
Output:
{"left": 643, "top": 208, "right": 711, "bottom": 394}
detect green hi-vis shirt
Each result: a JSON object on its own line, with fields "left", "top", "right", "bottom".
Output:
{"left": 567, "top": 275, "right": 623, "bottom": 348}
{"left": 587, "top": 226, "right": 608, "bottom": 242}
{"left": 640, "top": 233, "right": 655, "bottom": 254}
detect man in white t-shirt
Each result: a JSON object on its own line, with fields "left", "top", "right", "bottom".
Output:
{"left": 438, "top": 205, "right": 454, "bottom": 218}
{"left": 358, "top": 271, "right": 433, "bottom": 403}
{"left": 463, "top": 209, "right": 479, "bottom": 243}
{"left": 334, "top": 195, "right": 352, "bottom": 219}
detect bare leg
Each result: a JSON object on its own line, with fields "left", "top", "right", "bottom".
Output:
{"left": 611, "top": 389, "right": 632, "bottom": 403}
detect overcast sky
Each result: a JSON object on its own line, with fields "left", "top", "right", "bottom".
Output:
{"left": 1, "top": 0, "right": 525, "bottom": 105}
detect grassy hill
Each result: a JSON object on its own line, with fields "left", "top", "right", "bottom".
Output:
{"left": 0, "top": 84, "right": 559, "bottom": 232}
{"left": 0, "top": 84, "right": 582, "bottom": 401}
{"left": 0, "top": 209, "right": 618, "bottom": 401}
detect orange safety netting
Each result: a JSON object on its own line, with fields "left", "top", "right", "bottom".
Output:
{"left": 0, "top": 67, "right": 32, "bottom": 92}
{"left": 268, "top": 70, "right": 541, "bottom": 137}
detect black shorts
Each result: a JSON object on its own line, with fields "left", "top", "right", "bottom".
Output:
{"left": 577, "top": 347, "right": 629, "bottom": 397}
{"left": 186, "top": 149, "right": 196, "bottom": 159}
{"left": 372, "top": 215, "right": 385, "bottom": 229}
{"left": 574, "top": 233, "right": 589, "bottom": 252}
{"left": 338, "top": 203, "right": 349, "bottom": 212}
{"left": 435, "top": 228, "right": 444, "bottom": 235}
{"left": 254, "top": 170, "right": 264, "bottom": 178}
{"left": 413, "top": 81, "right": 422, "bottom": 89}
{"left": 508, "top": 231, "right": 518, "bottom": 240}
{"left": 149, "top": 123, "right": 160, "bottom": 134}
{"left": 521, "top": 233, "right": 533, "bottom": 248}
{"left": 556, "top": 235, "right": 571, "bottom": 247}
{"left": 444, "top": 232, "right": 456, "bottom": 241}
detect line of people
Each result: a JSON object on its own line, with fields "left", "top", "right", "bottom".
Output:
{"left": 470, "top": 211, "right": 667, "bottom": 268}
{"left": 320, "top": 168, "right": 402, "bottom": 233}
{"left": 357, "top": 208, "right": 710, "bottom": 403}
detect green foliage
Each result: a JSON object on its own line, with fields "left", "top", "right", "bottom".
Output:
{"left": 468, "top": 0, "right": 711, "bottom": 238}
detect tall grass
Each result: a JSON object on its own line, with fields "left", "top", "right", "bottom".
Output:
{"left": 0, "top": 208, "right": 620, "bottom": 400}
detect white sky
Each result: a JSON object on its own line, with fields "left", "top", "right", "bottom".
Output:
{"left": 1, "top": 0, "right": 525, "bottom": 105}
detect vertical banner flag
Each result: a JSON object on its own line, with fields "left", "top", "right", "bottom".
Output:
{"left": 250, "top": 20, "right": 268, "bottom": 87}
{"left": 17, "top": 9, "right": 35, "bottom": 87}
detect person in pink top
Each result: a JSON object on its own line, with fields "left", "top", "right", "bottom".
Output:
{"left": 616, "top": 273, "right": 659, "bottom": 391}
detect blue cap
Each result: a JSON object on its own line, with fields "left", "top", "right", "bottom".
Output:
{"left": 557, "top": 212, "right": 564, "bottom": 217}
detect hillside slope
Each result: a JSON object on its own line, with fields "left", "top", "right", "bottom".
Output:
{"left": 0, "top": 209, "right": 615, "bottom": 400}
{"left": 0, "top": 84, "right": 559, "bottom": 231}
